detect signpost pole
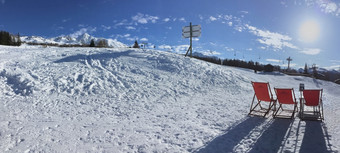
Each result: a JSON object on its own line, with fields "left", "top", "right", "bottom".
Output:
{"left": 190, "top": 22, "right": 192, "bottom": 57}
{"left": 183, "top": 22, "right": 200, "bottom": 58}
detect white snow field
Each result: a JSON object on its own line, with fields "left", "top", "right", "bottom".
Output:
{"left": 0, "top": 45, "right": 339, "bottom": 153}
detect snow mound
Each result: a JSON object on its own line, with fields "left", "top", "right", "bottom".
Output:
{"left": 0, "top": 45, "right": 339, "bottom": 152}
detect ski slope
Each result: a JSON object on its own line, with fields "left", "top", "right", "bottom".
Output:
{"left": 0, "top": 45, "right": 339, "bottom": 152}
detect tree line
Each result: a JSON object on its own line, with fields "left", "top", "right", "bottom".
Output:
{"left": 0, "top": 31, "right": 21, "bottom": 46}
{"left": 192, "top": 55, "right": 340, "bottom": 84}
{"left": 192, "top": 55, "right": 279, "bottom": 72}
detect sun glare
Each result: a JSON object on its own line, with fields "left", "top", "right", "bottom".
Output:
{"left": 298, "top": 20, "right": 320, "bottom": 43}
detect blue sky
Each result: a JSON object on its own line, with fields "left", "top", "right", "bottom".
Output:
{"left": 1, "top": 0, "right": 340, "bottom": 70}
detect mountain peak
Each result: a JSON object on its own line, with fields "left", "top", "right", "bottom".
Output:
{"left": 21, "top": 33, "right": 127, "bottom": 48}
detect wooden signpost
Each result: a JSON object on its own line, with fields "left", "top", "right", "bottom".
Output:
{"left": 182, "top": 22, "right": 201, "bottom": 57}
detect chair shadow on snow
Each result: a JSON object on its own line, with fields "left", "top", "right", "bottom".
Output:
{"left": 196, "top": 117, "right": 334, "bottom": 153}
{"left": 299, "top": 121, "right": 333, "bottom": 153}
{"left": 54, "top": 50, "right": 133, "bottom": 63}
{"left": 196, "top": 116, "right": 266, "bottom": 153}
{"left": 248, "top": 119, "right": 292, "bottom": 153}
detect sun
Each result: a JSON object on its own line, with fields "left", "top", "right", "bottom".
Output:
{"left": 298, "top": 20, "right": 320, "bottom": 43}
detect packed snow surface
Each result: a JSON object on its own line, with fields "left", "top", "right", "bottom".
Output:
{"left": 0, "top": 45, "right": 339, "bottom": 152}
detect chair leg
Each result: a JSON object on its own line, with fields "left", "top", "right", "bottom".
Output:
{"left": 264, "top": 101, "right": 274, "bottom": 117}
{"left": 321, "top": 103, "right": 324, "bottom": 120}
{"left": 291, "top": 103, "right": 297, "bottom": 119}
{"left": 249, "top": 94, "right": 256, "bottom": 115}
{"left": 273, "top": 104, "right": 282, "bottom": 118}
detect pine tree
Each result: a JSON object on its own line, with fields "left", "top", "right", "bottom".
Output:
{"left": 97, "top": 39, "right": 108, "bottom": 47}
{"left": 90, "top": 39, "right": 95, "bottom": 47}
{"left": 132, "top": 40, "right": 140, "bottom": 48}
{"left": 304, "top": 63, "right": 308, "bottom": 74}
{"left": 0, "top": 31, "right": 13, "bottom": 46}
{"left": 16, "top": 33, "right": 21, "bottom": 46}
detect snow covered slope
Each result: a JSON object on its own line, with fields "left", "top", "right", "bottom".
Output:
{"left": 0, "top": 45, "right": 339, "bottom": 152}
{"left": 21, "top": 33, "right": 127, "bottom": 48}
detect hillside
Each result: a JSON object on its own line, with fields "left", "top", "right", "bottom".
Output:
{"left": 0, "top": 45, "right": 339, "bottom": 152}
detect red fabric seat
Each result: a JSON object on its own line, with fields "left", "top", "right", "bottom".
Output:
{"left": 300, "top": 89, "right": 324, "bottom": 121}
{"left": 273, "top": 88, "right": 298, "bottom": 119}
{"left": 248, "top": 82, "right": 276, "bottom": 117}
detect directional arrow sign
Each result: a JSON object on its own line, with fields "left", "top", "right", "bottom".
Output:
{"left": 182, "top": 31, "right": 201, "bottom": 38}
{"left": 182, "top": 25, "right": 201, "bottom": 33}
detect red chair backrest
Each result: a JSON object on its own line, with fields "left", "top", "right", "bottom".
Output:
{"left": 252, "top": 82, "right": 272, "bottom": 102}
{"left": 303, "top": 89, "right": 322, "bottom": 106}
{"left": 275, "top": 88, "right": 295, "bottom": 104}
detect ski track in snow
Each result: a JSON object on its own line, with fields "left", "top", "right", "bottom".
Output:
{"left": 0, "top": 45, "right": 339, "bottom": 152}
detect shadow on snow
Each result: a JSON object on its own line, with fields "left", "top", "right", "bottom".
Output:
{"left": 195, "top": 117, "right": 334, "bottom": 153}
{"left": 54, "top": 50, "right": 133, "bottom": 63}
{"left": 195, "top": 116, "right": 265, "bottom": 153}
{"left": 248, "top": 119, "right": 292, "bottom": 153}
{"left": 299, "top": 121, "right": 334, "bottom": 153}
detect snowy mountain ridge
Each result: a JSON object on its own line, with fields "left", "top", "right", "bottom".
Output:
{"left": 21, "top": 33, "right": 127, "bottom": 48}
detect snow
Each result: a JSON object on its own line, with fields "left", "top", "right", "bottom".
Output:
{"left": 21, "top": 33, "right": 128, "bottom": 48}
{"left": 0, "top": 45, "right": 339, "bottom": 152}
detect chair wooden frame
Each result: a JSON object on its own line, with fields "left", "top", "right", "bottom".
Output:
{"left": 273, "top": 88, "right": 298, "bottom": 119}
{"left": 249, "top": 82, "right": 276, "bottom": 117}
{"left": 300, "top": 89, "right": 324, "bottom": 121}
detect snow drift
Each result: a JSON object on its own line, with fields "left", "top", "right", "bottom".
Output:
{"left": 0, "top": 45, "right": 339, "bottom": 152}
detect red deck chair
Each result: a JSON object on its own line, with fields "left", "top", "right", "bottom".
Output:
{"left": 273, "top": 88, "right": 298, "bottom": 119}
{"left": 300, "top": 89, "right": 324, "bottom": 121}
{"left": 249, "top": 82, "right": 276, "bottom": 117}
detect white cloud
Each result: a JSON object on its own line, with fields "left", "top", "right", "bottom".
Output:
{"left": 126, "top": 38, "right": 135, "bottom": 41}
{"left": 114, "top": 19, "right": 129, "bottom": 27}
{"left": 140, "top": 38, "right": 148, "bottom": 42}
{"left": 200, "top": 50, "right": 221, "bottom": 56}
{"left": 245, "top": 24, "right": 298, "bottom": 50}
{"left": 70, "top": 27, "right": 96, "bottom": 38}
{"left": 266, "top": 59, "right": 281, "bottom": 63}
{"left": 101, "top": 25, "right": 111, "bottom": 31}
{"left": 300, "top": 48, "right": 321, "bottom": 55}
{"left": 234, "top": 25, "right": 245, "bottom": 32}
{"left": 158, "top": 45, "right": 172, "bottom": 50}
{"left": 163, "top": 18, "right": 170, "bottom": 22}
{"left": 324, "top": 2, "right": 338, "bottom": 14}
{"left": 132, "top": 13, "right": 159, "bottom": 24}
{"left": 179, "top": 17, "right": 186, "bottom": 22}
{"left": 323, "top": 65, "right": 340, "bottom": 70}
{"left": 116, "top": 34, "right": 131, "bottom": 38}
{"left": 209, "top": 16, "right": 217, "bottom": 21}
{"left": 193, "top": 38, "right": 200, "bottom": 41}
{"left": 225, "top": 47, "right": 234, "bottom": 52}
{"left": 304, "top": 0, "right": 340, "bottom": 16}
{"left": 330, "top": 60, "right": 340, "bottom": 63}
{"left": 228, "top": 22, "right": 233, "bottom": 26}
{"left": 173, "top": 45, "right": 190, "bottom": 53}
{"left": 125, "top": 26, "right": 136, "bottom": 30}
{"left": 224, "top": 15, "right": 233, "bottom": 20}
{"left": 199, "top": 15, "right": 204, "bottom": 20}
{"left": 240, "top": 11, "right": 249, "bottom": 14}
{"left": 62, "top": 18, "right": 70, "bottom": 23}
